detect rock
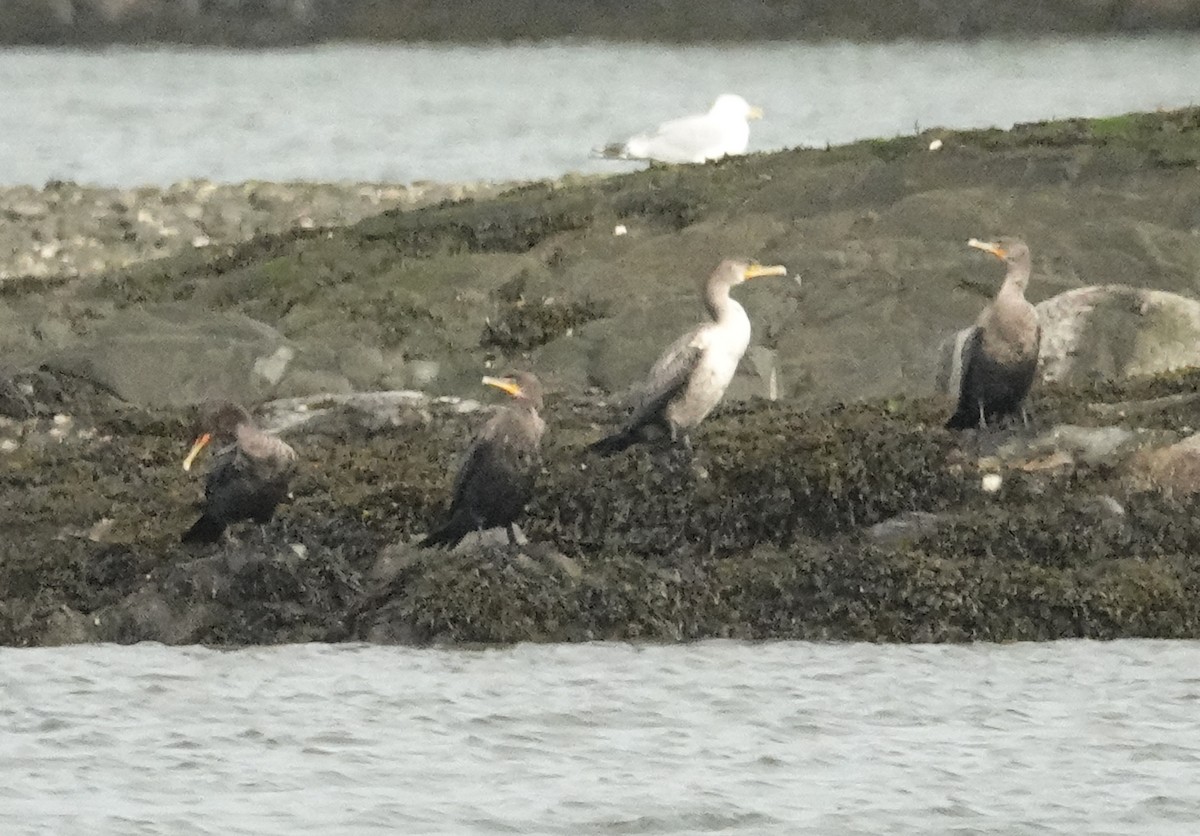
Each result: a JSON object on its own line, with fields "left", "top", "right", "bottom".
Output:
{"left": 541, "top": 550, "right": 584, "bottom": 580}
{"left": 7, "top": 111, "right": 1200, "bottom": 647}
{"left": 252, "top": 346, "right": 295, "bottom": 386}
{"left": 991, "top": 424, "right": 1158, "bottom": 468}
{"left": 0, "top": 373, "right": 34, "bottom": 419}
{"left": 39, "top": 606, "right": 100, "bottom": 646}
{"left": 0, "top": 180, "right": 510, "bottom": 283}
{"left": 1126, "top": 433, "right": 1200, "bottom": 497}
{"left": 4, "top": 0, "right": 1198, "bottom": 46}
{"left": 1038, "top": 286, "right": 1200, "bottom": 384}
{"left": 866, "top": 511, "right": 945, "bottom": 547}
{"left": 369, "top": 542, "right": 426, "bottom": 585}
{"left": 1082, "top": 495, "right": 1126, "bottom": 519}
{"left": 257, "top": 389, "right": 479, "bottom": 436}
{"left": 45, "top": 306, "right": 300, "bottom": 407}
{"left": 451, "top": 524, "right": 527, "bottom": 553}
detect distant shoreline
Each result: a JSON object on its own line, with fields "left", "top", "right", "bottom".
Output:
{"left": 0, "top": 179, "right": 513, "bottom": 283}
{"left": 6, "top": 0, "right": 1200, "bottom": 47}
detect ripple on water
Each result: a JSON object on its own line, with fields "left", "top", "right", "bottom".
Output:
{"left": 1, "top": 640, "right": 1200, "bottom": 834}
{"left": 2, "top": 40, "right": 1200, "bottom": 186}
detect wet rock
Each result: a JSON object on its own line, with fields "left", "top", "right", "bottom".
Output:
{"left": 39, "top": 606, "right": 100, "bottom": 646}
{"left": 1126, "top": 433, "right": 1200, "bottom": 497}
{"left": 257, "top": 389, "right": 481, "bottom": 436}
{"left": 866, "top": 511, "right": 946, "bottom": 547}
{"left": 5, "top": 111, "right": 1200, "bottom": 646}
{"left": 5, "top": 0, "right": 1200, "bottom": 46}
{"left": 988, "top": 423, "right": 1164, "bottom": 469}
{"left": 1038, "top": 286, "right": 1200, "bottom": 384}
{"left": 45, "top": 306, "right": 312, "bottom": 407}
{"left": 0, "top": 180, "right": 509, "bottom": 282}
{"left": 0, "top": 373, "right": 34, "bottom": 419}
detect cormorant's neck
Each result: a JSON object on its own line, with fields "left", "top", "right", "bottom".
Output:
{"left": 233, "top": 421, "right": 261, "bottom": 446}
{"left": 1001, "top": 258, "right": 1032, "bottom": 297}
{"left": 705, "top": 282, "right": 739, "bottom": 322}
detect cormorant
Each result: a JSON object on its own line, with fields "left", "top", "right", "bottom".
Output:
{"left": 944, "top": 237, "right": 1041, "bottom": 430}
{"left": 590, "top": 259, "right": 787, "bottom": 455}
{"left": 181, "top": 401, "right": 297, "bottom": 544}
{"left": 594, "top": 94, "right": 764, "bottom": 164}
{"left": 421, "top": 373, "right": 546, "bottom": 549}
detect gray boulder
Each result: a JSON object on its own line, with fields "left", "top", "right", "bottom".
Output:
{"left": 44, "top": 305, "right": 346, "bottom": 407}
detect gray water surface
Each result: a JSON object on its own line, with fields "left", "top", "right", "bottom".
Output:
{"left": 3, "top": 640, "right": 1199, "bottom": 834}
{"left": 2, "top": 38, "right": 1199, "bottom": 187}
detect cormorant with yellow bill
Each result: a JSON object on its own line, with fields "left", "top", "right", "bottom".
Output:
{"left": 590, "top": 259, "right": 787, "bottom": 455}
{"left": 421, "top": 373, "right": 546, "bottom": 549}
{"left": 181, "top": 401, "right": 297, "bottom": 544}
{"left": 944, "top": 237, "right": 1040, "bottom": 430}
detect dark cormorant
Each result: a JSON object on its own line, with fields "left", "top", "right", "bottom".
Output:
{"left": 421, "top": 373, "right": 546, "bottom": 549}
{"left": 945, "top": 237, "right": 1041, "bottom": 430}
{"left": 181, "top": 401, "right": 297, "bottom": 544}
{"left": 589, "top": 259, "right": 787, "bottom": 455}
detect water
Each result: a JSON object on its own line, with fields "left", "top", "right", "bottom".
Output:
{"left": 3, "top": 640, "right": 1199, "bottom": 834}
{"left": 2, "top": 38, "right": 1199, "bottom": 187}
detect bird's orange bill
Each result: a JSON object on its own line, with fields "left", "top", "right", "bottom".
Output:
{"left": 968, "top": 238, "right": 1007, "bottom": 260}
{"left": 748, "top": 106, "right": 765, "bottom": 120}
{"left": 744, "top": 264, "right": 788, "bottom": 280}
{"left": 482, "top": 376, "right": 523, "bottom": 398}
{"left": 182, "top": 433, "right": 212, "bottom": 472}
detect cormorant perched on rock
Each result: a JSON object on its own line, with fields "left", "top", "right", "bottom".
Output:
{"left": 590, "top": 259, "right": 787, "bottom": 455}
{"left": 944, "top": 237, "right": 1041, "bottom": 430}
{"left": 181, "top": 401, "right": 297, "bottom": 544}
{"left": 421, "top": 373, "right": 545, "bottom": 549}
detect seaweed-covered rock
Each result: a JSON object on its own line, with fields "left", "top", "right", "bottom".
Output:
{"left": 7, "top": 110, "right": 1200, "bottom": 646}
{"left": 1125, "top": 433, "right": 1200, "bottom": 497}
{"left": 6, "top": 367, "right": 1200, "bottom": 647}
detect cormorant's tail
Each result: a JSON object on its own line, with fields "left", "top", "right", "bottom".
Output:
{"left": 588, "top": 428, "right": 637, "bottom": 456}
{"left": 182, "top": 514, "right": 224, "bottom": 544}
{"left": 945, "top": 409, "right": 973, "bottom": 430}
{"left": 419, "top": 513, "right": 472, "bottom": 549}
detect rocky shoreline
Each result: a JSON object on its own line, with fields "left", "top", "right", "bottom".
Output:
{"left": 6, "top": 0, "right": 1200, "bottom": 46}
{"left": 5, "top": 108, "right": 1200, "bottom": 646}
{"left": 0, "top": 179, "right": 508, "bottom": 282}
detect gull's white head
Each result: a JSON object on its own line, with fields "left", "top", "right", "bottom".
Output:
{"left": 710, "top": 94, "right": 763, "bottom": 121}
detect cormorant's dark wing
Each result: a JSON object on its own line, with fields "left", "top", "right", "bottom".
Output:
{"left": 448, "top": 434, "right": 488, "bottom": 512}
{"left": 626, "top": 331, "right": 705, "bottom": 430}
{"left": 204, "top": 446, "right": 292, "bottom": 524}
{"left": 589, "top": 331, "right": 704, "bottom": 455}
{"left": 183, "top": 447, "right": 285, "bottom": 544}
{"left": 945, "top": 327, "right": 984, "bottom": 430}
{"left": 423, "top": 411, "right": 540, "bottom": 548}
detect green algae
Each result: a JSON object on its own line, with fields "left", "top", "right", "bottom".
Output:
{"left": 7, "top": 366, "right": 1200, "bottom": 646}
{"left": 7, "top": 109, "right": 1200, "bottom": 645}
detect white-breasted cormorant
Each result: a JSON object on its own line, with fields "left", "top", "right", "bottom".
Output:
{"left": 590, "top": 259, "right": 787, "bottom": 455}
